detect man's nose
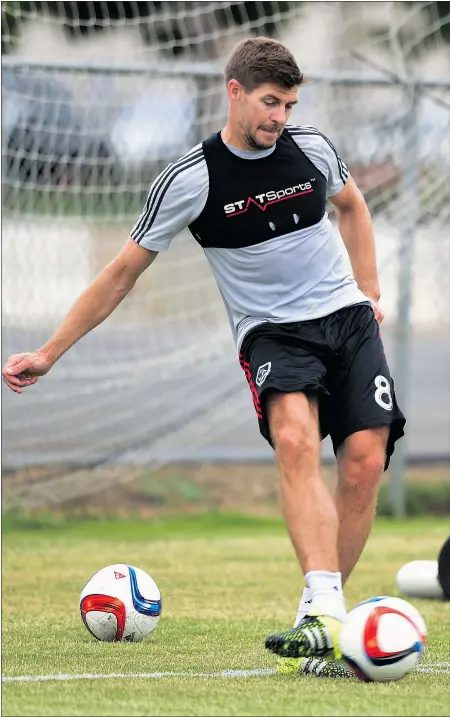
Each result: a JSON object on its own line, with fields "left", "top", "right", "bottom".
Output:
{"left": 270, "top": 107, "right": 286, "bottom": 125}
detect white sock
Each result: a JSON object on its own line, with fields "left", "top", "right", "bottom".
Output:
{"left": 293, "top": 587, "right": 312, "bottom": 627}
{"left": 305, "top": 570, "right": 347, "bottom": 623}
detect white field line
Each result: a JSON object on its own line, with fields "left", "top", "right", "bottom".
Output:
{"left": 2, "top": 664, "right": 450, "bottom": 683}
{"left": 2, "top": 669, "right": 274, "bottom": 683}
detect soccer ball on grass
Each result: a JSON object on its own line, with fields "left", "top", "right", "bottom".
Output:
{"left": 80, "top": 563, "right": 162, "bottom": 642}
{"left": 339, "top": 596, "right": 426, "bottom": 682}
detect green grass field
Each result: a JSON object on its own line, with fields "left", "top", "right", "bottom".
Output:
{"left": 2, "top": 513, "right": 449, "bottom": 716}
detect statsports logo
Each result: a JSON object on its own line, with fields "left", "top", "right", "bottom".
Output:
{"left": 224, "top": 181, "right": 314, "bottom": 216}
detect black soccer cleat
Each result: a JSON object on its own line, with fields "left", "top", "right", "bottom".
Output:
{"left": 265, "top": 614, "right": 342, "bottom": 659}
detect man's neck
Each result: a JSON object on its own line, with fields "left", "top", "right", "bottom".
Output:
{"left": 221, "top": 124, "right": 256, "bottom": 152}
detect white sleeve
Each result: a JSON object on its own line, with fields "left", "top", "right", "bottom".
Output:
{"left": 320, "top": 133, "right": 349, "bottom": 197}
{"left": 130, "top": 148, "right": 208, "bottom": 251}
{"left": 288, "top": 126, "right": 349, "bottom": 197}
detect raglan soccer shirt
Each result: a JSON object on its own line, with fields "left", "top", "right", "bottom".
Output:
{"left": 131, "top": 125, "right": 369, "bottom": 350}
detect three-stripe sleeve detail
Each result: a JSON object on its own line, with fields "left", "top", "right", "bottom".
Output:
{"left": 132, "top": 148, "right": 204, "bottom": 244}
{"left": 287, "top": 125, "right": 349, "bottom": 185}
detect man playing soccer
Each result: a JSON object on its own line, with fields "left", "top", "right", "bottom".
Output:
{"left": 3, "top": 37, "right": 405, "bottom": 679}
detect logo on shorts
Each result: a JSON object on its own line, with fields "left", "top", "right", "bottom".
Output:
{"left": 256, "top": 362, "right": 272, "bottom": 387}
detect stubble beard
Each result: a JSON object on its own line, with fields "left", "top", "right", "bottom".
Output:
{"left": 243, "top": 130, "right": 277, "bottom": 151}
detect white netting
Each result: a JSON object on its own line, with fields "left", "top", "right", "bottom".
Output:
{"left": 2, "top": 1, "right": 450, "bottom": 476}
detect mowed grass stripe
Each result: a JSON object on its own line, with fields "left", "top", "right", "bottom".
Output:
{"left": 3, "top": 512, "right": 448, "bottom": 541}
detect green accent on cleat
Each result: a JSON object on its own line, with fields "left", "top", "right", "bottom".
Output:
{"left": 276, "top": 655, "right": 354, "bottom": 679}
{"left": 265, "top": 615, "right": 343, "bottom": 659}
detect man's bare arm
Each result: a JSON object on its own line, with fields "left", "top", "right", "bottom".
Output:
{"left": 329, "top": 176, "right": 380, "bottom": 303}
{"left": 2, "top": 239, "right": 157, "bottom": 392}
{"left": 40, "top": 239, "right": 157, "bottom": 363}
{"left": 329, "top": 176, "right": 383, "bottom": 324}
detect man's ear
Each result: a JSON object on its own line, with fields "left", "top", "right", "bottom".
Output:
{"left": 227, "top": 79, "right": 244, "bottom": 101}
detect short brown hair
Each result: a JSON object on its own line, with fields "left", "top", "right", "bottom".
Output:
{"left": 224, "top": 36, "right": 303, "bottom": 91}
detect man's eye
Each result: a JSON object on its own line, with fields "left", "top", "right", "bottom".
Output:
{"left": 264, "top": 100, "right": 276, "bottom": 107}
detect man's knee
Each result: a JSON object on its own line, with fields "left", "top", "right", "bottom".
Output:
{"left": 274, "top": 423, "right": 317, "bottom": 457}
{"left": 338, "top": 428, "right": 388, "bottom": 490}
{"left": 268, "top": 392, "right": 320, "bottom": 473}
{"left": 346, "top": 453, "right": 385, "bottom": 489}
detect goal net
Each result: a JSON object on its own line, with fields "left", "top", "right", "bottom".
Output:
{"left": 2, "top": 1, "right": 450, "bottom": 489}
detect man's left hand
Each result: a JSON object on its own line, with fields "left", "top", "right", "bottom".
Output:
{"left": 369, "top": 299, "right": 384, "bottom": 325}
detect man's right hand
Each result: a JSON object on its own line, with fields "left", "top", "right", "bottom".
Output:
{"left": 2, "top": 351, "right": 54, "bottom": 394}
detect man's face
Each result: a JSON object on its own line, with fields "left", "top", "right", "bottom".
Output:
{"left": 232, "top": 82, "right": 299, "bottom": 150}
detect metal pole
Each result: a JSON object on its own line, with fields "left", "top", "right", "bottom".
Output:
{"left": 389, "top": 83, "right": 420, "bottom": 519}
{"left": 2, "top": 55, "right": 449, "bottom": 89}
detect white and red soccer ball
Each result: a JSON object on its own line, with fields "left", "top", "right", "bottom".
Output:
{"left": 339, "top": 596, "right": 427, "bottom": 682}
{"left": 80, "top": 564, "right": 161, "bottom": 642}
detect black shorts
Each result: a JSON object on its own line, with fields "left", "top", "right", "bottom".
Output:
{"left": 239, "top": 304, "right": 405, "bottom": 470}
